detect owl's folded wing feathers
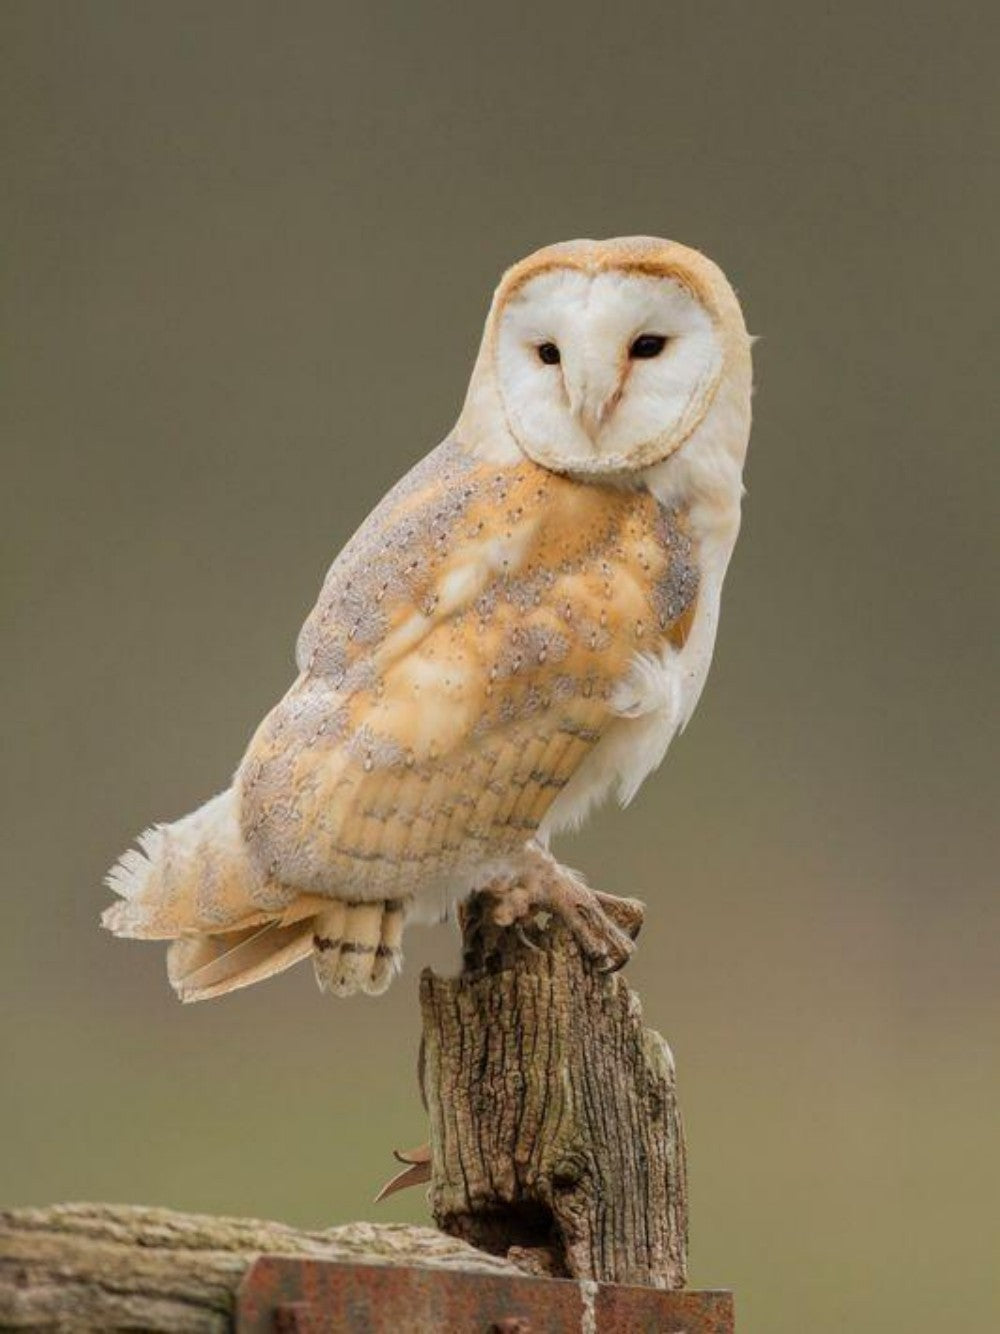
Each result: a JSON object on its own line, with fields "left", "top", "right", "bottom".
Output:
{"left": 237, "top": 437, "right": 697, "bottom": 904}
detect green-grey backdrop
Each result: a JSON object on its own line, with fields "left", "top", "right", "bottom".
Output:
{"left": 3, "top": 5, "right": 997, "bottom": 1331}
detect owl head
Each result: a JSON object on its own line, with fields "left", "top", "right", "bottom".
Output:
{"left": 458, "top": 236, "right": 752, "bottom": 480}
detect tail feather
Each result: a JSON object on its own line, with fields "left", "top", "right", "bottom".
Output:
{"left": 313, "top": 902, "right": 377, "bottom": 997}
{"left": 103, "top": 787, "right": 408, "bottom": 1000}
{"left": 103, "top": 788, "right": 290, "bottom": 939}
{"left": 168, "top": 919, "right": 315, "bottom": 1003}
{"left": 369, "top": 900, "right": 406, "bottom": 995}
{"left": 312, "top": 901, "right": 405, "bottom": 998}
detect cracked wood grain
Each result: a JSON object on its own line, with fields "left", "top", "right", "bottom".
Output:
{"left": 421, "top": 905, "right": 688, "bottom": 1287}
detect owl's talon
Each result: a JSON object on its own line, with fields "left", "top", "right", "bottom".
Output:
{"left": 514, "top": 923, "right": 544, "bottom": 953}
{"left": 594, "top": 942, "right": 632, "bottom": 973}
{"left": 477, "top": 854, "right": 636, "bottom": 973}
{"left": 593, "top": 891, "right": 645, "bottom": 941}
{"left": 560, "top": 895, "right": 634, "bottom": 972}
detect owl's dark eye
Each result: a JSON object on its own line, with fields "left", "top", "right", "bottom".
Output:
{"left": 629, "top": 333, "right": 669, "bottom": 359}
{"left": 537, "top": 342, "right": 561, "bottom": 365}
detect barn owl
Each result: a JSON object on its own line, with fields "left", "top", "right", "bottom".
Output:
{"left": 103, "top": 236, "right": 753, "bottom": 1001}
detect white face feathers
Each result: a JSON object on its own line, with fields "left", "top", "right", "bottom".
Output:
{"left": 495, "top": 268, "right": 724, "bottom": 476}
{"left": 458, "top": 237, "right": 752, "bottom": 485}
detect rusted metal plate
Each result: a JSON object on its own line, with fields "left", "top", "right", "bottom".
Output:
{"left": 596, "top": 1283, "right": 734, "bottom": 1332}
{"left": 236, "top": 1256, "right": 734, "bottom": 1332}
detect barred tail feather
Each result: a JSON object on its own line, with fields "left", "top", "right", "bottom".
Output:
{"left": 313, "top": 899, "right": 406, "bottom": 998}
{"left": 168, "top": 896, "right": 406, "bottom": 1003}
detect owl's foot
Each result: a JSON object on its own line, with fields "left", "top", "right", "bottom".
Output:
{"left": 479, "top": 852, "right": 643, "bottom": 972}
{"left": 592, "top": 889, "right": 645, "bottom": 941}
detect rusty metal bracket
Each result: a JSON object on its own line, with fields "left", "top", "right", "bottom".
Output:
{"left": 237, "top": 1255, "right": 734, "bottom": 1332}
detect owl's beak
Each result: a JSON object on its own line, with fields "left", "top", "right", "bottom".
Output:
{"left": 576, "top": 382, "right": 626, "bottom": 445}
{"left": 578, "top": 389, "right": 622, "bottom": 440}
{"left": 566, "top": 359, "right": 624, "bottom": 444}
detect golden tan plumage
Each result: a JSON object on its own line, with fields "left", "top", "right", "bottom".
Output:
{"left": 241, "top": 441, "right": 698, "bottom": 898}
{"left": 103, "top": 236, "right": 752, "bottom": 1000}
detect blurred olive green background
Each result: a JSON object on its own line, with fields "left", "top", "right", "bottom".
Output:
{"left": 2, "top": 4, "right": 997, "bottom": 1331}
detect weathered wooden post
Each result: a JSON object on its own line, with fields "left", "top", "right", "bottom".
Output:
{"left": 421, "top": 897, "right": 688, "bottom": 1287}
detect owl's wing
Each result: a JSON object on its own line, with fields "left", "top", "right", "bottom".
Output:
{"left": 238, "top": 437, "right": 698, "bottom": 900}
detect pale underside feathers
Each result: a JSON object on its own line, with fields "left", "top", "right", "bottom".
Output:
{"left": 103, "top": 236, "right": 752, "bottom": 1000}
